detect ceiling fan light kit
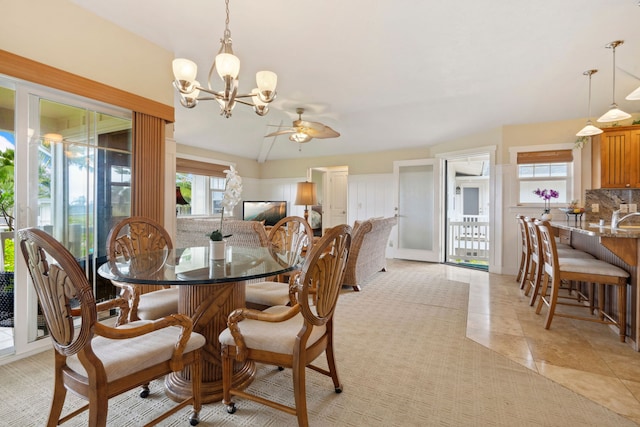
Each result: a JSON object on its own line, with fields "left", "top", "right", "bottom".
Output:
{"left": 576, "top": 69, "right": 603, "bottom": 137}
{"left": 171, "top": 0, "right": 277, "bottom": 118}
{"left": 597, "top": 40, "right": 632, "bottom": 123}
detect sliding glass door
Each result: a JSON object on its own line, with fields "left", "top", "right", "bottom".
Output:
{"left": 0, "top": 76, "right": 132, "bottom": 356}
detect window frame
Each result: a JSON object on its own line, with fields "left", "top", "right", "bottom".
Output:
{"left": 509, "top": 143, "right": 581, "bottom": 208}
{"left": 175, "top": 155, "right": 235, "bottom": 218}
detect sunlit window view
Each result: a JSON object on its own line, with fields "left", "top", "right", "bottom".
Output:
{"left": 177, "top": 173, "right": 226, "bottom": 216}
{"left": 518, "top": 162, "right": 571, "bottom": 204}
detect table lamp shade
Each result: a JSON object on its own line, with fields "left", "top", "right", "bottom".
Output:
{"left": 295, "top": 182, "right": 317, "bottom": 206}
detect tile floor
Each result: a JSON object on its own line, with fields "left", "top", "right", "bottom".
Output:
{"left": 446, "top": 265, "right": 640, "bottom": 425}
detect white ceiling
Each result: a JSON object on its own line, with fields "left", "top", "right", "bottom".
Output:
{"left": 71, "top": 0, "right": 640, "bottom": 162}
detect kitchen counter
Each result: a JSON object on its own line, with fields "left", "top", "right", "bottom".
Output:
{"left": 550, "top": 220, "right": 640, "bottom": 239}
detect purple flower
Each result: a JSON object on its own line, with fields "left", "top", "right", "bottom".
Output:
{"left": 533, "top": 188, "right": 559, "bottom": 201}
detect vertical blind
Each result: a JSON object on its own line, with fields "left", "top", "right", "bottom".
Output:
{"left": 132, "top": 112, "right": 165, "bottom": 223}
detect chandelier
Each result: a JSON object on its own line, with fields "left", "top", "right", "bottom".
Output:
{"left": 171, "top": 0, "right": 277, "bottom": 118}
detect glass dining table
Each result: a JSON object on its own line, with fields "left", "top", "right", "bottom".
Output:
{"left": 98, "top": 244, "right": 302, "bottom": 403}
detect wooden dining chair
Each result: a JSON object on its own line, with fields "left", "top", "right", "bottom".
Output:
{"left": 107, "top": 216, "right": 179, "bottom": 322}
{"left": 18, "top": 227, "right": 204, "bottom": 427}
{"left": 219, "top": 224, "right": 352, "bottom": 427}
{"left": 245, "top": 216, "right": 313, "bottom": 310}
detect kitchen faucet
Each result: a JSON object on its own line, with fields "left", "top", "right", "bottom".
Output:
{"left": 611, "top": 209, "right": 640, "bottom": 229}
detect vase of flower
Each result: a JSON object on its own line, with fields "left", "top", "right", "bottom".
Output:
{"left": 207, "top": 166, "right": 242, "bottom": 260}
{"left": 534, "top": 188, "right": 559, "bottom": 221}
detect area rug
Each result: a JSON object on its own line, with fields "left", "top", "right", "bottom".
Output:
{"left": 0, "top": 260, "right": 636, "bottom": 426}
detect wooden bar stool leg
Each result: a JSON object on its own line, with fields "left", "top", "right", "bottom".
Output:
{"left": 598, "top": 284, "right": 605, "bottom": 321}
{"left": 543, "top": 274, "right": 561, "bottom": 330}
{"left": 528, "top": 259, "right": 543, "bottom": 306}
{"left": 618, "top": 282, "right": 627, "bottom": 342}
{"left": 535, "top": 272, "right": 550, "bottom": 315}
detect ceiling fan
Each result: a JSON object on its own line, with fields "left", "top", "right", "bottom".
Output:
{"left": 265, "top": 108, "right": 340, "bottom": 143}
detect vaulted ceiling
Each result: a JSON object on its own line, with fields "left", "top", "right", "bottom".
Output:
{"left": 72, "top": 0, "right": 640, "bottom": 162}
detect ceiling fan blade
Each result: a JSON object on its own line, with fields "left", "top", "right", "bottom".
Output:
{"left": 306, "top": 125, "right": 340, "bottom": 139}
{"left": 265, "top": 128, "right": 296, "bottom": 138}
{"left": 293, "top": 119, "right": 327, "bottom": 132}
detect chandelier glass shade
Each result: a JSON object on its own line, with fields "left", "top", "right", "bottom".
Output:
{"left": 576, "top": 69, "right": 603, "bottom": 137}
{"left": 597, "top": 40, "right": 631, "bottom": 123}
{"left": 171, "top": 0, "right": 277, "bottom": 118}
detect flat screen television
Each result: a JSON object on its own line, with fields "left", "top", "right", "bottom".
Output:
{"left": 242, "top": 201, "right": 287, "bottom": 226}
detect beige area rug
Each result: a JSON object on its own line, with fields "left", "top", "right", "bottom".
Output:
{"left": 0, "top": 260, "right": 637, "bottom": 426}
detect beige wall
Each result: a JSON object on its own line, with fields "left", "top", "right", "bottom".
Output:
{"left": 7, "top": 0, "right": 639, "bottom": 186}
{"left": 1, "top": 0, "right": 174, "bottom": 107}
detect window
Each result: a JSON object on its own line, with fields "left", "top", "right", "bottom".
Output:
{"left": 511, "top": 147, "right": 577, "bottom": 205}
{"left": 176, "top": 158, "right": 231, "bottom": 217}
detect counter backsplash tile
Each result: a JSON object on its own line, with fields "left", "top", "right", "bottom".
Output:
{"left": 585, "top": 189, "right": 640, "bottom": 225}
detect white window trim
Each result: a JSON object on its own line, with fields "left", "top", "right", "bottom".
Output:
{"left": 509, "top": 143, "right": 581, "bottom": 207}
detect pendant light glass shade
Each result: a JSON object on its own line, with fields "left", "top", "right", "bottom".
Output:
{"left": 576, "top": 122, "right": 603, "bottom": 136}
{"left": 597, "top": 41, "right": 631, "bottom": 123}
{"left": 626, "top": 86, "right": 640, "bottom": 101}
{"left": 577, "top": 69, "right": 602, "bottom": 136}
{"left": 597, "top": 106, "right": 631, "bottom": 123}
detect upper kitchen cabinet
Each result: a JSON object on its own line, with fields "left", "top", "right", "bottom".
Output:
{"left": 591, "top": 126, "right": 640, "bottom": 188}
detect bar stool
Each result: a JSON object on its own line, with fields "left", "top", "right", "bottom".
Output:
{"left": 535, "top": 220, "right": 629, "bottom": 342}
{"left": 516, "top": 215, "right": 531, "bottom": 289}
{"left": 518, "top": 215, "right": 575, "bottom": 290}
{"left": 523, "top": 217, "right": 594, "bottom": 306}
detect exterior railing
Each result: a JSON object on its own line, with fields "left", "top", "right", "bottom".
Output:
{"left": 448, "top": 217, "right": 489, "bottom": 264}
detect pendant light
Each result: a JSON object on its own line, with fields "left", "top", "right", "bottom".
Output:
{"left": 576, "top": 69, "right": 603, "bottom": 136}
{"left": 597, "top": 40, "right": 631, "bottom": 123}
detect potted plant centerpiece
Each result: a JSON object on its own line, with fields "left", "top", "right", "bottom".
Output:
{"left": 208, "top": 166, "right": 242, "bottom": 260}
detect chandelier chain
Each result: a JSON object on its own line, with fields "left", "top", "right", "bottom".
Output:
{"left": 224, "top": 0, "right": 231, "bottom": 40}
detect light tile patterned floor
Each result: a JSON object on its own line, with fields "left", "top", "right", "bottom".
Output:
{"left": 460, "top": 267, "right": 640, "bottom": 425}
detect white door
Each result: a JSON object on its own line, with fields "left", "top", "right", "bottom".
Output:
{"left": 326, "top": 170, "right": 348, "bottom": 228}
{"left": 393, "top": 159, "right": 441, "bottom": 262}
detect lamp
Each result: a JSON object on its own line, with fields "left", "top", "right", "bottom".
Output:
{"left": 597, "top": 40, "right": 631, "bottom": 123}
{"left": 295, "top": 181, "right": 317, "bottom": 222}
{"left": 176, "top": 186, "right": 189, "bottom": 215}
{"left": 576, "top": 69, "right": 603, "bottom": 137}
{"left": 171, "top": 0, "right": 277, "bottom": 118}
